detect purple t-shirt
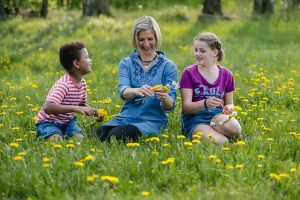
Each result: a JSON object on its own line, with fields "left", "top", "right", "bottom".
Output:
{"left": 180, "top": 64, "right": 235, "bottom": 103}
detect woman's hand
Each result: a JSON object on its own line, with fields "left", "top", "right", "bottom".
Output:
{"left": 154, "top": 88, "right": 169, "bottom": 102}
{"left": 135, "top": 85, "right": 154, "bottom": 97}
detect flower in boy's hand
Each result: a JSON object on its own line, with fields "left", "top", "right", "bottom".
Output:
{"left": 96, "top": 109, "right": 108, "bottom": 122}
{"left": 96, "top": 116, "right": 104, "bottom": 122}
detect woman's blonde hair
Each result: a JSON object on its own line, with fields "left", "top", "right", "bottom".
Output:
{"left": 132, "top": 16, "right": 162, "bottom": 50}
{"left": 194, "top": 32, "right": 225, "bottom": 62}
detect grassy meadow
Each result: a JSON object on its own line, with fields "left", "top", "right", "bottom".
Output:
{"left": 0, "top": 2, "right": 300, "bottom": 200}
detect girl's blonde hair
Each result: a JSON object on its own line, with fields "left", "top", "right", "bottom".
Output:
{"left": 132, "top": 16, "right": 162, "bottom": 50}
{"left": 194, "top": 32, "right": 225, "bottom": 62}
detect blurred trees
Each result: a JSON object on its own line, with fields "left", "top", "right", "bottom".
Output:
{"left": 82, "top": 0, "right": 111, "bottom": 17}
{"left": 41, "top": 0, "right": 48, "bottom": 18}
{"left": 253, "top": 0, "right": 274, "bottom": 14}
{"left": 202, "top": 0, "right": 222, "bottom": 15}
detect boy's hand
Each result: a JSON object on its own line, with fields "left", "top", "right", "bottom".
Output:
{"left": 74, "top": 106, "right": 98, "bottom": 116}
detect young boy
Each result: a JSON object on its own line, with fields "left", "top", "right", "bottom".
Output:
{"left": 35, "top": 42, "right": 98, "bottom": 142}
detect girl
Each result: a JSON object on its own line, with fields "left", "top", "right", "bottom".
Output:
{"left": 180, "top": 32, "right": 241, "bottom": 144}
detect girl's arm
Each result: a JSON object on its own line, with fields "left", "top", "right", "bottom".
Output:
{"left": 181, "top": 88, "right": 206, "bottom": 114}
{"left": 223, "top": 92, "right": 234, "bottom": 114}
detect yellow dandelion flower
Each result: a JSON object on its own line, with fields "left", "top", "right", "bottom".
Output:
{"left": 126, "top": 142, "right": 140, "bottom": 147}
{"left": 235, "top": 164, "right": 244, "bottom": 169}
{"left": 86, "top": 176, "right": 95, "bottom": 183}
{"left": 215, "top": 159, "right": 221, "bottom": 164}
{"left": 97, "top": 108, "right": 109, "bottom": 121}
{"left": 145, "top": 137, "right": 160, "bottom": 142}
{"left": 84, "top": 155, "right": 95, "bottom": 161}
{"left": 152, "top": 84, "right": 163, "bottom": 91}
{"left": 100, "top": 176, "right": 119, "bottom": 184}
{"left": 233, "top": 106, "right": 242, "bottom": 111}
{"left": 257, "top": 164, "right": 263, "bottom": 168}
{"left": 161, "top": 157, "right": 175, "bottom": 165}
{"left": 15, "top": 138, "right": 23, "bottom": 142}
{"left": 162, "top": 143, "right": 171, "bottom": 147}
{"left": 13, "top": 155, "right": 23, "bottom": 161}
{"left": 222, "top": 147, "right": 230, "bottom": 151}
{"left": 141, "top": 191, "right": 151, "bottom": 196}
{"left": 0, "top": 112, "right": 7, "bottom": 116}
{"left": 12, "top": 127, "right": 20, "bottom": 131}
{"left": 161, "top": 134, "right": 169, "bottom": 138}
{"left": 225, "top": 165, "right": 234, "bottom": 169}
{"left": 53, "top": 144, "right": 62, "bottom": 149}
{"left": 269, "top": 173, "right": 281, "bottom": 182}
{"left": 43, "top": 157, "right": 51, "bottom": 163}
{"left": 192, "top": 133, "right": 202, "bottom": 139}
{"left": 66, "top": 143, "right": 75, "bottom": 148}
{"left": 208, "top": 155, "right": 216, "bottom": 160}
{"left": 98, "top": 99, "right": 112, "bottom": 104}
{"left": 207, "top": 134, "right": 214, "bottom": 138}
{"left": 177, "top": 135, "right": 186, "bottom": 139}
{"left": 258, "top": 155, "right": 265, "bottom": 159}
{"left": 234, "top": 141, "right": 245, "bottom": 146}
{"left": 90, "top": 148, "right": 96, "bottom": 152}
{"left": 74, "top": 161, "right": 85, "bottom": 168}
{"left": 184, "top": 142, "right": 193, "bottom": 147}
{"left": 43, "top": 163, "right": 50, "bottom": 168}
{"left": 18, "top": 152, "right": 26, "bottom": 156}
{"left": 16, "top": 111, "right": 24, "bottom": 116}
{"left": 192, "top": 139, "right": 201, "bottom": 144}
{"left": 266, "top": 138, "right": 273, "bottom": 141}
{"left": 10, "top": 143, "right": 19, "bottom": 148}
{"left": 0, "top": 124, "right": 3, "bottom": 128}
{"left": 290, "top": 168, "right": 296, "bottom": 172}
{"left": 279, "top": 173, "right": 289, "bottom": 178}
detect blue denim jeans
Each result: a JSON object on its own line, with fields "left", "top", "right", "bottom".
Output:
{"left": 36, "top": 116, "right": 82, "bottom": 138}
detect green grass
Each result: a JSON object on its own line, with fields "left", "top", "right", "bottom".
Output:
{"left": 0, "top": 4, "right": 300, "bottom": 200}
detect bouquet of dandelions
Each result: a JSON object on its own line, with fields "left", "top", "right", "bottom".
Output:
{"left": 137, "top": 81, "right": 179, "bottom": 103}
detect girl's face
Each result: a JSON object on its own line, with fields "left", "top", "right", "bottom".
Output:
{"left": 193, "top": 40, "right": 218, "bottom": 67}
{"left": 137, "top": 30, "right": 157, "bottom": 57}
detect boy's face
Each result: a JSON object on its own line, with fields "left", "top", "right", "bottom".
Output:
{"left": 76, "top": 48, "right": 92, "bottom": 74}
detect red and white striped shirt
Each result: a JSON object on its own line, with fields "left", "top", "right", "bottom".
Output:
{"left": 36, "top": 73, "right": 87, "bottom": 124}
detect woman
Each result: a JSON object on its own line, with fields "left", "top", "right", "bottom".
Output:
{"left": 96, "top": 16, "right": 178, "bottom": 141}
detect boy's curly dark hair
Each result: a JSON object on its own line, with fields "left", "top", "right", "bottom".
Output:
{"left": 59, "top": 42, "right": 86, "bottom": 71}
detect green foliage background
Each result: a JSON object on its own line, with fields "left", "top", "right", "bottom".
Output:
{"left": 0, "top": 1, "right": 300, "bottom": 199}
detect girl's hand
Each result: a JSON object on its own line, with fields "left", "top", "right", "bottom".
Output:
{"left": 223, "top": 104, "right": 234, "bottom": 115}
{"left": 206, "top": 97, "right": 223, "bottom": 109}
{"left": 135, "top": 85, "right": 154, "bottom": 97}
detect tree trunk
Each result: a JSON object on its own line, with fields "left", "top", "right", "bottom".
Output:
{"left": 253, "top": 0, "right": 274, "bottom": 14}
{"left": 82, "top": 0, "right": 92, "bottom": 16}
{"left": 97, "top": 0, "right": 111, "bottom": 16}
{"left": 287, "top": 0, "right": 300, "bottom": 9}
{"left": 57, "top": 0, "right": 64, "bottom": 8}
{"left": 202, "top": 0, "right": 222, "bottom": 15}
{"left": 0, "top": 0, "right": 7, "bottom": 20}
{"left": 41, "top": 0, "right": 48, "bottom": 18}
{"left": 82, "top": 0, "right": 111, "bottom": 17}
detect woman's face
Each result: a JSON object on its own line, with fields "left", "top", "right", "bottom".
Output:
{"left": 137, "top": 30, "right": 157, "bottom": 56}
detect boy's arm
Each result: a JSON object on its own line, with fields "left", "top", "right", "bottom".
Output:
{"left": 44, "top": 102, "right": 97, "bottom": 116}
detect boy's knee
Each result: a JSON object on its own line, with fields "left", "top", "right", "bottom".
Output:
{"left": 46, "top": 134, "right": 63, "bottom": 143}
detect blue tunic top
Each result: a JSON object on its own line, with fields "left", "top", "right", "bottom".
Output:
{"left": 103, "top": 50, "right": 178, "bottom": 136}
